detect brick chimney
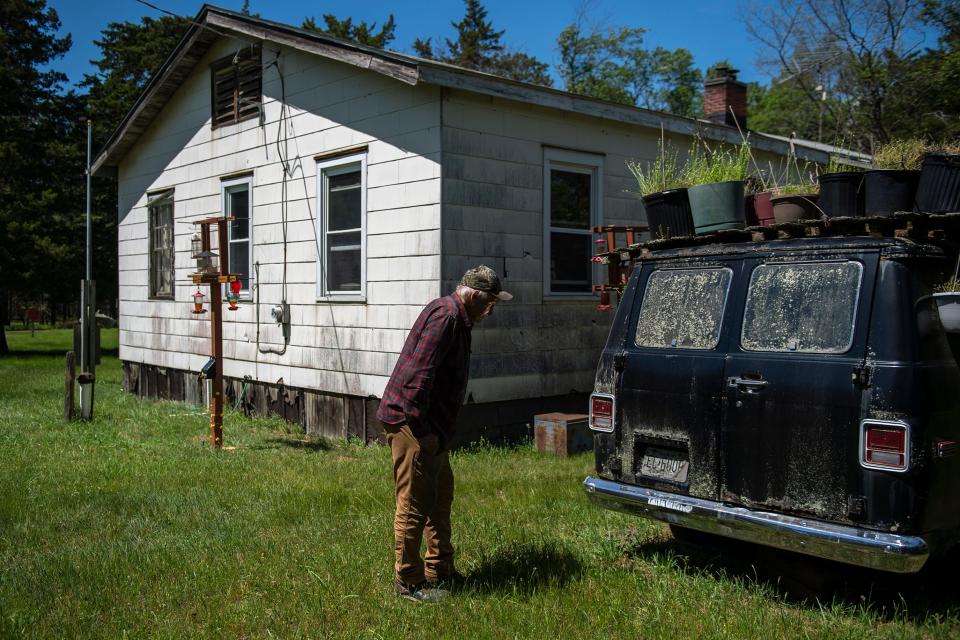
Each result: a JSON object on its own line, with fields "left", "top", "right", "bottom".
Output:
{"left": 704, "top": 65, "right": 747, "bottom": 130}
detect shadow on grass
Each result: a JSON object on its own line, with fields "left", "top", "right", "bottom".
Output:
{"left": 625, "top": 528, "right": 960, "bottom": 621}
{"left": 253, "top": 435, "right": 335, "bottom": 452}
{"left": 465, "top": 541, "right": 582, "bottom": 595}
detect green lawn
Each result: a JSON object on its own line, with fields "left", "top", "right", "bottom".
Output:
{"left": 1, "top": 329, "right": 958, "bottom": 639}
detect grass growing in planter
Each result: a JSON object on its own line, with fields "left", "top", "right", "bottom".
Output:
{"left": 1, "top": 329, "right": 959, "bottom": 638}
{"left": 627, "top": 142, "right": 689, "bottom": 197}
{"left": 686, "top": 143, "right": 751, "bottom": 185}
{"left": 872, "top": 139, "right": 930, "bottom": 170}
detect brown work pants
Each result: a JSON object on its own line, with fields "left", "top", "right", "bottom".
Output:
{"left": 384, "top": 423, "right": 455, "bottom": 585}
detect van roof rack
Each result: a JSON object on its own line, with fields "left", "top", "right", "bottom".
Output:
{"left": 592, "top": 211, "right": 960, "bottom": 296}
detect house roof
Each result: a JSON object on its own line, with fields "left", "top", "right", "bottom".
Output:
{"left": 91, "top": 4, "right": 867, "bottom": 176}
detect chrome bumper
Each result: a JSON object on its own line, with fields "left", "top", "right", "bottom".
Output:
{"left": 584, "top": 476, "right": 929, "bottom": 573}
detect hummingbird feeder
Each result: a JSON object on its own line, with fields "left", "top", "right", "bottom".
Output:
{"left": 226, "top": 279, "right": 242, "bottom": 311}
{"left": 191, "top": 287, "right": 207, "bottom": 314}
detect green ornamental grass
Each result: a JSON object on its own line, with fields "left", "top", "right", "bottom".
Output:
{"left": 0, "top": 329, "right": 958, "bottom": 638}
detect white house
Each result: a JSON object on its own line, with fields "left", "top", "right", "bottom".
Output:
{"left": 92, "top": 5, "right": 868, "bottom": 444}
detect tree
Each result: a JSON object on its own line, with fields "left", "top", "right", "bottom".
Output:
{"left": 743, "top": 0, "right": 929, "bottom": 149}
{"left": 79, "top": 15, "right": 190, "bottom": 326}
{"left": 556, "top": 8, "right": 702, "bottom": 115}
{"left": 413, "top": 0, "right": 552, "bottom": 86}
{"left": 0, "top": 0, "right": 75, "bottom": 354}
{"left": 301, "top": 14, "right": 396, "bottom": 48}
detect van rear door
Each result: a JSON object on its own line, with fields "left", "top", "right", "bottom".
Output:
{"left": 617, "top": 259, "right": 740, "bottom": 500}
{"left": 721, "top": 252, "right": 879, "bottom": 522}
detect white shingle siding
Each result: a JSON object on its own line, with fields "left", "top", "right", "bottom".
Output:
{"left": 118, "top": 38, "right": 441, "bottom": 397}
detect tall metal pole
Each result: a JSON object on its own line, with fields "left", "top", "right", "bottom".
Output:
{"left": 86, "top": 120, "right": 92, "bottom": 280}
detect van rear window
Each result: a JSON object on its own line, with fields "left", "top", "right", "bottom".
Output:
{"left": 741, "top": 261, "right": 863, "bottom": 353}
{"left": 635, "top": 267, "right": 732, "bottom": 349}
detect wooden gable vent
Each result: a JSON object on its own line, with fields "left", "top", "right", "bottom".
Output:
{"left": 210, "top": 45, "right": 262, "bottom": 129}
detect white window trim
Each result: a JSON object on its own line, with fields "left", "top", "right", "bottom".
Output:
{"left": 543, "top": 148, "right": 604, "bottom": 299}
{"left": 316, "top": 152, "right": 367, "bottom": 302}
{"left": 221, "top": 175, "right": 254, "bottom": 299}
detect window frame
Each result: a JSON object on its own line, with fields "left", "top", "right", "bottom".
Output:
{"left": 209, "top": 46, "right": 262, "bottom": 130}
{"left": 147, "top": 189, "right": 175, "bottom": 300}
{"left": 740, "top": 259, "right": 864, "bottom": 354}
{"left": 543, "top": 148, "right": 604, "bottom": 299}
{"left": 316, "top": 152, "right": 367, "bottom": 302}
{"left": 221, "top": 175, "right": 254, "bottom": 299}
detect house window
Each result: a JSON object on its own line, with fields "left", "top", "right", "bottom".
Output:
{"left": 148, "top": 190, "right": 175, "bottom": 299}
{"left": 543, "top": 149, "right": 603, "bottom": 297}
{"left": 223, "top": 177, "right": 253, "bottom": 295}
{"left": 210, "top": 46, "right": 262, "bottom": 129}
{"left": 317, "top": 153, "right": 367, "bottom": 299}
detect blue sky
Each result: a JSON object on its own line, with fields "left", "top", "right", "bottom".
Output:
{"left": 48, "top": 0, "right": 770, "bottom": 89}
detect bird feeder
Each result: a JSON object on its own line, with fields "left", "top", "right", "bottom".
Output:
{"left": 192, "top": 288, "right": 207, "bottom": 314}
{"left": 191, "top": 232, "right": 218, "bottom": 274}
{"left": 225, "top": 279, "right": 242, "bottom": 310}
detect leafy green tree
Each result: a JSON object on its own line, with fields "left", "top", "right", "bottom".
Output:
{"left": 556, "top": 14, "right": 702, "bottom": 116}
{"left": 743, "top": 0, "right": 930, "bottom": 149}
{"left": 0, "top": 0, "right": 76, "bottom": 354}
{"left": 301, "top": 14, "right": 396, "bottom": 48}
{"left": 413, "top": 0, "right": 552, "bottom": 86}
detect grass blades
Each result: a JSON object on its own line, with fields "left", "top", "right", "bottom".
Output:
{"left": 0, "top": 329, "right": 958, "bottom": 638}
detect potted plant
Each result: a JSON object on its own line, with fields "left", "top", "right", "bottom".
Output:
{"left": 744, "top": 174, "right": 776, "bottom": 227}
{"left": 915, "top": 142, "right": 960, "bottom": 214}
{"left": 818, "top": 155, "right": 865, "bottom": 218}
{"left": 628, "top": 141, "right": 694, "bottom": 239}
{"left": 934, "top": 273, "right": 960, "bottom": 334}
{"left": 686, "top": 142, "right": 750, "bottom": 235}
{"left": 864, "top": 139, "right": 925, "bottom": 217}
{"left": 770, "top": 182, "right": 821, "bottom": 223}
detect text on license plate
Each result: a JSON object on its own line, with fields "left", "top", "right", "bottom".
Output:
{"left": 640, "top": 447, "right": 689, "bottom": 483}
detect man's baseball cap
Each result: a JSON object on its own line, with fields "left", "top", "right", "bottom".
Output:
{"left": 460, "top": 265, "right": 513, "bottom": 301}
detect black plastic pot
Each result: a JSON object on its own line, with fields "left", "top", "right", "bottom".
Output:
{"left": 863, "top": 169, "right": 920, "bottom": 217}
{"left": 818, "top": 172, "right": 864, "bottom": 218}
{"left": 642, "top": 188, "right": 695, "bottom": 239}
{"left": 915, "top": 154, "right": 960, "bottom": 214}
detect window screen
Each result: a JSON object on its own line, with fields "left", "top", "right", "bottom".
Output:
{"left": 148, "top": 191, "right": 174, "bottom": 298}
{"left": 741, "top": 261, "right": 863, "bottom": 353}
{"left": 225, "top": 183, "right": 251, "bottom": 292}
{"left": 324, "top": 166, "right": 362, "bottom": 293}
{"left": 548, "top": 168, "right": 593, "bottom": 293}
{"left": 635, "top": 267, "right": 732, "bottom": 349}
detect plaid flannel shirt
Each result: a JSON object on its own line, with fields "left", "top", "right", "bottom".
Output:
{"left": 377, "top": 293, "right": 473, "bottom": 439}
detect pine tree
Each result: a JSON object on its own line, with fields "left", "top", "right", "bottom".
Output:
{"left": 302, "top": 14, "right": 396, "bottom": 48}
{"left": 413, "top": 0, "right": 552, "bottom": 86}
{"left": 0, "top": 0, "right": 74, "bottom": 354}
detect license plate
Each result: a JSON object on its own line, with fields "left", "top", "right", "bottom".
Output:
{"left": 640, "top": 447, "right": 689, "bottom": 483}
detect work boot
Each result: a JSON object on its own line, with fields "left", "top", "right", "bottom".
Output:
{"left": 394, "top": 578, "right": 450, "bottom": 602}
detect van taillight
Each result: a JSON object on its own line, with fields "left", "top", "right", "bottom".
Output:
{"left": 589, "top": 393, "right": 615, "bottom": 432}
{"left": 860, "top": 420, "right": 910, "bottom": 472}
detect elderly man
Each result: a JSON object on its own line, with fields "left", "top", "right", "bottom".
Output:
{"left": 377, "top": 265, "right": 512, "bottom": 602}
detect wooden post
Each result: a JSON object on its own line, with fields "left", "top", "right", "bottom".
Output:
{"left": 209, "top": 276, "right": 224, "bottom": 449}
{"left": 64, "top": 351, "right": 76, "bottom": 421}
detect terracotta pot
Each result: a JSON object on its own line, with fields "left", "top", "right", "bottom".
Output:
{"left": 770, "top": 194, "right": 821, "bottom": 223}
